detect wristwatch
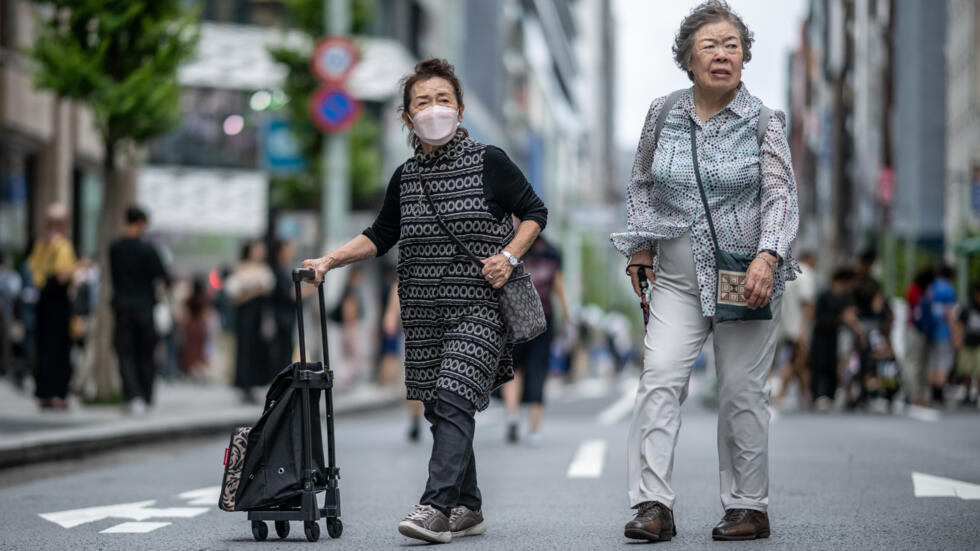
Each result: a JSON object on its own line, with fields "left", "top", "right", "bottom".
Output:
{"left": 501, "top": 250, "right": 520, "bottom": 267}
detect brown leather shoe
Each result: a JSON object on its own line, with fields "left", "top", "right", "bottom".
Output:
{"left": 624, "top": 501, "right": 676, "bottom": 541}
{"left": 711, "top": 508, "right": 770, "bottom": 540}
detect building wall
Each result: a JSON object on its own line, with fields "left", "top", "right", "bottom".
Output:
{"left": 946, "top": 0, "right": 980, "bottom": 244}
{"left": 0, "top": 0, "right": 104, "bottom": 254}
{"left": 892, "top": 0, "right": 946, "bottom": 249}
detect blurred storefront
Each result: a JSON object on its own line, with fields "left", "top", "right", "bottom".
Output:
{"left": 0, "top": 0, "right": 105, "bottom": 260}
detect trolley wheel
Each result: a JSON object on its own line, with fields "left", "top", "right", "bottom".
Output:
{"left": 274, "top": 520, "right": 290, "bottom": 539}
{"left": 251, "top": 520, "right": 268, "bottom": 541}
{"left": 304, "top": 520, "right": 320, "bottom": 542}
{"left": 326, "top": 517, "right": 343, "bottom": 539}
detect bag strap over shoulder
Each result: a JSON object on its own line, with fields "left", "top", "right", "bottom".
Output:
{"left": 417, "top": 164, "right": 486, "bottom": 269}
{"left": 757, "top": 105, "right": 773, "bottom": 148}
{"left": 653, "top": 89, "right": 688, "bottom": 151}
{"left": 688, "top": 120, "right": 720, "bottom": 252}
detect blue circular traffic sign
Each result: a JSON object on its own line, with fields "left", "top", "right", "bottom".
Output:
{"left": 309, "top": 87, "right": 361, "bottom": 133}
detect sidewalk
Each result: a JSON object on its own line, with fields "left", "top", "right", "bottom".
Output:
{"left": 0, "top": 378, "right": 403, "bottom": 469}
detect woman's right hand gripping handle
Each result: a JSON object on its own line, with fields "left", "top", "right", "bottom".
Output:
{"left": 626, "top": 251, "right": 655, "bottom": 299}
{"left": 300, "top": 256, "right": 332, "bottom": 286}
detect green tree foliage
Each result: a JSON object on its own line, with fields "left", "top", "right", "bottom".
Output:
{"left": 30, "top": 0, "right": 199, "bottom": 148}
{"left": 267, "top": 0, "right": 382, "bottom": 209}
{"left": 29, "top": 0, "right": 199, "bottom": 401}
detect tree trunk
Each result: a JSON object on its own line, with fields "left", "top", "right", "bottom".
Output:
{"left": 76, "top": 139, "right": 126, "bottom": 401}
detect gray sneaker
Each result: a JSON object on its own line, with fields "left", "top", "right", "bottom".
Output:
{"left": 449, "top": 505, "right": 486, "bottom": 538}
{"left": 398, "top": 504, "right": 452, "bottom": 543}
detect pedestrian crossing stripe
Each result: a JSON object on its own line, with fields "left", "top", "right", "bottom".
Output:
{"left": 567, "top": 439, "right": 607, "bottom": 478}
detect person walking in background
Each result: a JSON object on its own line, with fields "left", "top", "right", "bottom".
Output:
{"left": 27, "top": 204, "right": 77, "bottom": 410}
{"left": 773, "top": 251, "right": 816, "bottom": 409}
{"left": 904, "top": 269, "right": 934, "bottom": 406}
{"left": 109, "top": 206, "right": 169, "bottom": 414}
{"left": 179, "top": 278, "right": 212, "bottom": 381}
{"left": 925, "top": 265, "right": 957, "bottom": 405}
{"left": 302, "top": 58, "right": 547, "bottom": 543}
{"left": 954, "top": 281, "right": 980, "bottom": 407}
{"left": 610, "top": 1, "right": 799, "bottom": 541}
{"left": 270, "top": 240, "right": 299, "bottom": 372}
{"left": 330, "top": 267, "right": 365, "bottom": 389}
{"left": 851, "top": 249, "right": 893, "bottom": 408}
{"left": 377, "top": 270, "right": 404, "bottom": 387}
{"left": 0, "top": 250, "right": 22, "bottom": 379}
{"left": 502, "top": 234, "right": 570, "bottom": 446}
{"left": 809, "top": 268, "right": 864, "bottom": 411}
{"left": 225, "top": 240, "right": 275, "bottom": 404}
{"left": 379, "top": 281, "right": 424, "bottom": 443}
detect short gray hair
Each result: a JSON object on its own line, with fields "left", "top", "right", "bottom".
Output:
{"left": 672, "top": 0, "right": 754, "bottom": 82}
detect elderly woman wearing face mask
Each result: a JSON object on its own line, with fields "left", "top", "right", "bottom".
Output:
{"left": 611, "top": 0, "right": 799, "bottom": 543}
{"left": 302, "top": 58, "right": 547, "bottom": 544}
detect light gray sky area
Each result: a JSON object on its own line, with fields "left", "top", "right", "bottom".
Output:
{"left": 614, "top": 0, "right": 808, "bottom": 148}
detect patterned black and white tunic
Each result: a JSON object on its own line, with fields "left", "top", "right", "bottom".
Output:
{"left": 363, "top": 132, "right": 547, "bottom": 410}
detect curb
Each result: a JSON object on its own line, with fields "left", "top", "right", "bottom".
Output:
{"left": 0, "top": 390, "right": 403, "bottom": 470}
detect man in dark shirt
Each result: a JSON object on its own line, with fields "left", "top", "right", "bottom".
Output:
{"left": 109, "top": 206, "right": 168, "bottom": 413}
{"left": 809, "top": 268, "right": 865, "bottom": 411}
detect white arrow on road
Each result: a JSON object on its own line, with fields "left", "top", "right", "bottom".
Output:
{"left": 178, "top": 486, "right": 221, "bottom": 506}
{"left": 912, "top": 472, "right": 980, "bottom": 500}
{"left": 40, "top": 500, "right": 210, "bottom": 529}
{"left": 100, "top": 522, "right": 172, "bottom": 534}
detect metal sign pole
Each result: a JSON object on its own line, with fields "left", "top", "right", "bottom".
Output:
{"left": 322, "top": 0, "right": 351, "bottom": 252}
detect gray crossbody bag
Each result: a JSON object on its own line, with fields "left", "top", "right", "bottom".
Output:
{"left": 417, "top": 165, "right": 547, "bottom": 343}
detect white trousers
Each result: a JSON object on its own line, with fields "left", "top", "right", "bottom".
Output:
{"left": 627, "top": 233, "right": 782, "bottom": 512}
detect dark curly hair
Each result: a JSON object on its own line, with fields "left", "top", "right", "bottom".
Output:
{"left": 673, "top": 0, "right": 754, "bottom": 82}
{"left": 398, "top": 58, "right": 468, "bottom": 146}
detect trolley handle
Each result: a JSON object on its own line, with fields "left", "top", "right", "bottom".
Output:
{"left": 292, "top": 267, "right": 316, "bottom": 282}
{"left": 291, "top": 268, "right": 331, "bottom": 372}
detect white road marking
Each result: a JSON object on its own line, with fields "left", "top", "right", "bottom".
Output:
{"left": 177, "top": 486, "right": 221, "bottom": 506}
{"left": 573, "top": 378, "right": 613, "bottom": 399}
{"left": 567, "top": 439, "right": 607, "bottom": 479}
{"left": 597, "top": 379, "right": 637, "bottom": 426}
{"left": 904, "top": 405, "right": 941, "bottom": 422}
{"left": 40, "top": 500, "right": 209, "bottom": 529}
{"left": 913, "top": 472, "right": 980, "bottom": 500}
{"left": 100, "top": 522, "right": 172, "bottom": 534}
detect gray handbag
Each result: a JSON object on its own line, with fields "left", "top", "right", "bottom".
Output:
{"left": 418, "top": 166, "right": 547, "bottom": 343}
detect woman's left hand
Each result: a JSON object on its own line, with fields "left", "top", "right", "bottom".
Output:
{"left": 744, "top": 253, "right": 776, "bottom": 309}
{"left": 481, "top": 254, "right": 514, "bottom": 289}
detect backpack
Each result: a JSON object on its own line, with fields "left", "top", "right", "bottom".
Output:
{"left": 653, "top": 88, "right": 775, "bottom": 151}
{"left": 912, "top": 290, "right": 936, "bottom": 338}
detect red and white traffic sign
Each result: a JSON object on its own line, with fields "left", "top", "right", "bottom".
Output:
{"left": 310, "top": 36, "right": 359, "bottom": 84}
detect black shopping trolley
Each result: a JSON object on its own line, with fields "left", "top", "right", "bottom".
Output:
{"left": 218, "top": 268, "right": 342, "bottom": 542}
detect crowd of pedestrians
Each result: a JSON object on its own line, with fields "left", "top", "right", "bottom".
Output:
{"left": 772, "top": 250, "right": 980, "bottom": 412}
{"left": 0, "top": 203, "right": 337, "bottom": 412}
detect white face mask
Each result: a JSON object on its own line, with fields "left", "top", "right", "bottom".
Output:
{"left": 409, "top": 105, "right": 459, "bottom": 146}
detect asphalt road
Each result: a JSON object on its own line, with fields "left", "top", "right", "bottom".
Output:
{"left": 1, "top": 375, "right": 979, "bottom": 550}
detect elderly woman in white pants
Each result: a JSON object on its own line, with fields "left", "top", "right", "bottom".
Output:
{"left": 610, "top": 0, "right": 799, "bottom": 543}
